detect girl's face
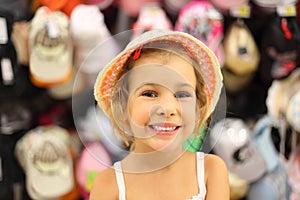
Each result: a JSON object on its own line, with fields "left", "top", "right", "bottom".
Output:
{"left": 126, "top": 53, "right": 198, "bottom": 153}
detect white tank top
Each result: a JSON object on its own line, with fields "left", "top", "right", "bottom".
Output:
{"left": 113, "top": 152, "right": 206, "bottom": 200}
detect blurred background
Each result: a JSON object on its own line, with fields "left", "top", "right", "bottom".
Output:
{"left": 0, "top": 0, "right": 300, "bottom": 199}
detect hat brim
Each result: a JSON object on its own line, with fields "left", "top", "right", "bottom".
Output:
{"left": 15, "top": 126, "right": 74, "bottom": 199}
{"left": 26, "top": 155, "right": 74, "bottom": 199}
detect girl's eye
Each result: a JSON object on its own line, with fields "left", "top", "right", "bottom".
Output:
{"left": 175, "top": 91, "right": 191, "bottom": 98}
{"left": 141, "top": 90, "right": 157, "bottom": 98}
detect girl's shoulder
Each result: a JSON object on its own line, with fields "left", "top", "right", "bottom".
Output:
{"left": 89, "top": 166, "right": 118, "bottom": 200}
{"left": 203, "top": 153, "right": 226, "bottom": 165}
{"left": 203, "top": 153, "right": 227, "bottom": 173}
{"left": 202, "top": 153, "right": 230, "bottom": 199}
{"left": 203, "top": 153, "right": 229, "bottom": 183}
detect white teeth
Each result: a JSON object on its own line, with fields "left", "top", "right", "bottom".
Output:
{"left": 151, "top": 125, "right": 177, "bottom": 131}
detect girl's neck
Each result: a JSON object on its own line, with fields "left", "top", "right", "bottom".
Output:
{"left": 121, "top": 148, "right": 194, "bottom": 173}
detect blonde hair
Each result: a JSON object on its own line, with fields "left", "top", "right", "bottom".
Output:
{"left": 109, "top": 42, "right": 209, "bottom": 148}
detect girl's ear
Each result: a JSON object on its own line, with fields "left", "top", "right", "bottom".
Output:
{"left": 119, "top": 112, "right": 132, "bottom": 133}
{"left": 196, "top": 101, "right": 201, "bottom": 117}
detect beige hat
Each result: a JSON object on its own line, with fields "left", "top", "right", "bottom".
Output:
{"left": 286, "top": 90, "right": 300, "bottom": 132}
{"left": 29, "top": 7, "right": 73, "bottom": 88}
{"left": 94, "top": 29, "right": 223, "bottom": 121}
{"left": 266, "top": 68, "right": 300, "bottom": 120}
{"left": 223, "top": 19, "right": 260, "bottom": 76}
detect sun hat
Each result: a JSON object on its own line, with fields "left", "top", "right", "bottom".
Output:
{"left": 94, "top": 29, "right": 223, "bottom": 121}
{"left": 15, "top": 125, "right": 74, "bottom": 199}
{"left": 210, "top": 118, "right": 267, "bottom": 182}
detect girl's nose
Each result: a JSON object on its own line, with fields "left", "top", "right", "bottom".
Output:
{"left": 155, "top": 96, "right": 178, "bottom": 117}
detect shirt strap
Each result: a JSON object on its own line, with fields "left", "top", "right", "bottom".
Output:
{"left": 114, "top": 161, "right": 126, "bottom": 200}
{"left": 197, "top": 152, "right": 207, "bottom": 196}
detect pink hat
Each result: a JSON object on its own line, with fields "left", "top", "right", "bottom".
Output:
{"left": 131, "top": 3, "right": 173, "bottom": 40}
{"left": 118, "top": 0, "right": 161, "bottom": 17}
{"left": 76, "top": 142, "right": 112, "bottom": 199}
{"left": 175, "top": 0, "right": 224, "bottom": 66}
{"left": 210, "top": 0, "right": 249, "bottom": 10}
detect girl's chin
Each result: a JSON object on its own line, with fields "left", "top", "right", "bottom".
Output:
{"left": 148, "top": 138, "right": 184, "bottom": 152}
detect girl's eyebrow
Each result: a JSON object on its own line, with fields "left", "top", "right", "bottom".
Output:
{"left": 133, "top": 82, "right": 195, "bottom": 91}
{"left": 176, "top": 83, "right": 195, "bottom": 89}
{"left": 130, "top": 82, "right": 156, "bottom": 93}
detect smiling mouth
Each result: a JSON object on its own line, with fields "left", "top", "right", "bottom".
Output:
{"left": 148, "top": 125, "right": 180, "bottom": 136}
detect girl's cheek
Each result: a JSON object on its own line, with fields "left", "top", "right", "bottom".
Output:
{"left": 128, "top": 103, "right": 150, "bottom": 127}
{"left": 181, "top": 101, "right": 197, "bottom": 117}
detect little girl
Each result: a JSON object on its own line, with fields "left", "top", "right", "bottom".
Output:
{"left": 90, "top": 29, "right": 229, "bottom": 200}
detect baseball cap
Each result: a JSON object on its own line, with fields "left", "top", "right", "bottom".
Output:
{"left": 15, "top": 125, "right": 74, "bottom": 199}
{"left": 210, "top": 118, "right": 267, "bottom": 182}
{"left": 29, "top": 6, "right": 73, "bottom": 88}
